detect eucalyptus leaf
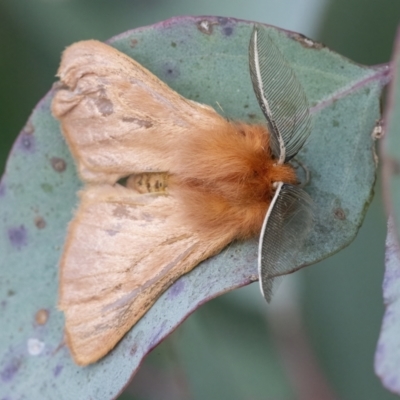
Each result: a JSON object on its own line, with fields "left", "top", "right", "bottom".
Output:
{"left": 376, "top": 28, "right": 400, "bottom": 394}
{"left": 0, "top": 16, "right": 388, "bottom": 399}
{"left": 381, "top": 27, "right": 400, "bottom": 241}
{"left": 375, "top": 219, "right": 400, "bottom": 394}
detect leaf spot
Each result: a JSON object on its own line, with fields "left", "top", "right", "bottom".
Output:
{"left": 53, "top": 364, "right": 63, "bottom": 377}
{"left": 34, "top": 216, "right": 46, "bottom": 230}
{"left": 149, "top": 321, "right": 167, "bottom": 349}
{"left": 35, "top": 309, "right": 49, "bottom": 325}
{"left": 1, "top": 358, "right": 21, "bottom": 382}
{"left": 17, "top": 132, "right": 35, "bottom": 153}
{"left": 217, "top": 17, "right": 228, "bottom": 25}
{"left": 40, "top": 183, "right": 53, "bottom": 193}
{"left": 130, "top": 344, "right": 138, "bottom": 356}
{"left": 163, "top": 61, "right": 180, "bottom": 79}
{"left": 197, "top": 19, "right": 217, "bottom": 35}
{"left": 223, "top": 26, "right": 233, "bottom": 36}
{"left": 23, "top": 121, "right": 35, "bottom": 135}
{"left": 334, "top": 208, "right": 346, "bottom": 220}
{"left": 51, "top": 157, "right": 67, "bottom": 172}
{"left": 8, "top": 225, "right": 28, "bottom": 249}
{"left": 289, "top": 33, "right": 324, "bottom": 49}
{"left": 27, "top": 338, "right": 45, "bottom": 356}
{"left": 169, "top": 279, "right": 185, "bottom": 298}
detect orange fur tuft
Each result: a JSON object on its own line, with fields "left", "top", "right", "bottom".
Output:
{"left": 171, "top": 122, "right": 297, "bottom": 240}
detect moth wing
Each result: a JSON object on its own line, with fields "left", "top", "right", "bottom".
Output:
{"left": 249, "top": 25, "right": 312, "bottom": 163}
{"left": 59, "top": 185, "right": 231, "bottom": 366}
{"left": 258, "top": 183, "right": 313, "bottom": 301}
{"left": 51, "top": 40, "right": 226, "bottom": 184}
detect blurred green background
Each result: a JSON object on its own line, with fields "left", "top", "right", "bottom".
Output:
{"left": 1, "top": 1, "right": 399, "bottom": 399}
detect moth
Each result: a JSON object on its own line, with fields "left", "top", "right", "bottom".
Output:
{"left": 51, "top": 24, "right": 312, "bottom": 366}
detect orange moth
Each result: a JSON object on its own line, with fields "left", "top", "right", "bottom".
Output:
{"left": 51, "top": 25, "right": 312, "bottom": 366}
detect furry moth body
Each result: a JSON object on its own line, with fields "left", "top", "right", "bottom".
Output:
{"left": 52, "top": 25, "right": 312, "bottom": 365}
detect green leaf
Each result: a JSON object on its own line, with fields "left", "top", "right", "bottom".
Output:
{"left": 376, "top": 28, "right": 400, "bottom": 394}
{"left": 0, "top": 16, "right": 387, "bottom": 399}
{"left": 382, "top": 27, "right": 400, "bottom": 239}
{"left": 375, "top": 218, "right": 400, "bottom": 394}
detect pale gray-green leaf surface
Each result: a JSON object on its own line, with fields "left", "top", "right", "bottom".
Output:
{"left": 376, "top": 28, "right": 400, "bottom": 394}
{"left": 0, "top": 16, "right": 387, "bottom": 399}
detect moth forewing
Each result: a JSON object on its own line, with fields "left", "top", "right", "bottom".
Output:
{"left": 258, "top": 183, "right": 313, "bottom": 302}
{"left": 249, "top": 25, "right": 312, "bottom": 164}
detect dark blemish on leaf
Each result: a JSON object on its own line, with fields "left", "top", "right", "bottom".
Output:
{"left": 8, "top": 225, "right": 28, "bottom": 249}
{"left": 163, "top": 61, "right": 180, "bottom": 79}
{"left": 332, "top": 120, "right": 339, "bottom": 127}
{"left": 223, "top": 26, "right": 233, "bottom": 36}
{"left": 149, "top": 321, "right": 167, "bottom": 349}
{"left": 1, "top": 358, "right": 22, "bottom": 382}
{"left": 34, "top": 216, "right": 46, "bottom": 230}
{"left": 1, "top": 300, "right": 6, "bottom": 308}
{"left": 131, "top": 330, "right": 144, "bottom": 354}
{"left": 17, "top": 132, "right": 35, "bottom": 153}
{"left": 197, "top": 19, "right": 217, "bottom": 35}
{"left": 365, "top": 87, "right": 371, "bottom": 95}
{"left": 35, "top": 309, "right": 49, "bottom": 325}
{"left": 249, "top": 274, "right": 258, "bottom": 283}
{"left": 106, "top": 229, "right": 119, "bottom": 236}
{"left": 244, "top": 104, "right": 249, "bottom": 108}
{"left": 248, "top": 113, "right": 256, "bottom": 119}
{"left": 51, "top": 157, "right": 67, "bottom": 172}
{"left": 289, "top": 32, "right": 325, "bottom": 49}
{"left": 171, "top": 41, "right": 177, "bottom": 48}
{"left": 95, "top": 91, "right": 114, "bottom": 116}
{"left": 0, "top": 181, "right": 5, "bottom": 197}
{"left": 372, "top": 119, "right": 384, "bottom": 139}
{"left": 7, "top": 290, "right": 15, "bottom": 297}
{"left": 334, "top": 208, "right": 346, "bottom": 220}
{"left": 24, "top": 121, "right": 34, "bottom": 135}
{"left": 41, "top": 183, "right": 53, "bottom": 193}
{"left": 130, "top": 344, "right": 138, "bottom": 356}
{"left": 130, "top": 39, "right": 138, "bottom": 48}
{"left": 53, "top": 364, "right": 63, "bottom": 377}
{"left": 169, "top": 279, "right": 184, "bottom": 298}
